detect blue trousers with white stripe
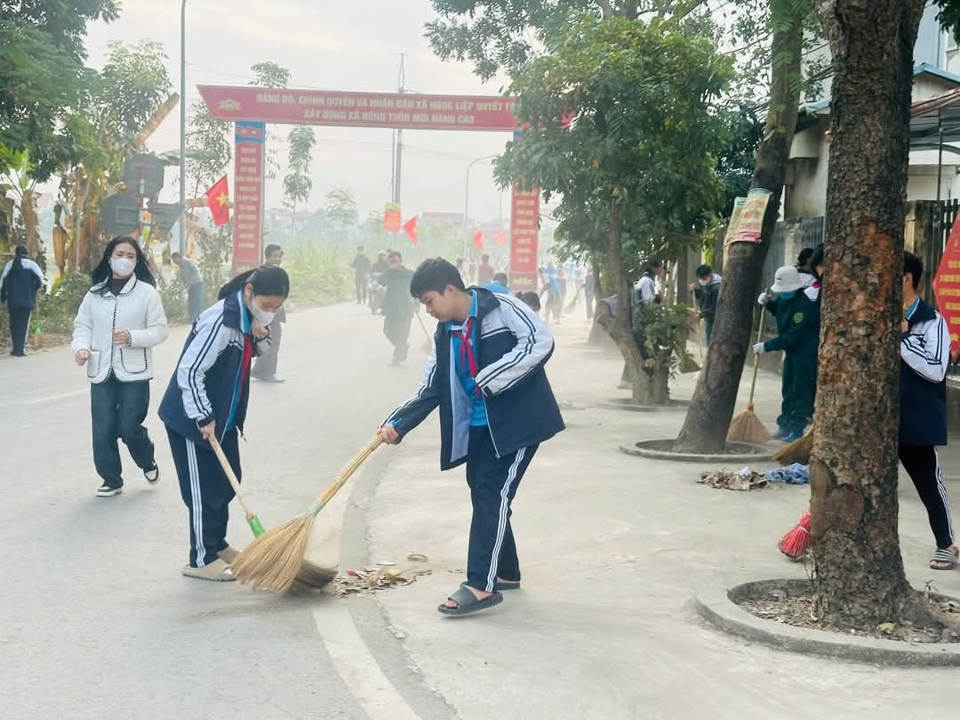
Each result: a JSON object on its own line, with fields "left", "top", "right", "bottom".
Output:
{"left": 166, "top": 426, "right": 240, "bottom": 567}
{"left": 465, "top": 426, "right": 538, "bottom": 593}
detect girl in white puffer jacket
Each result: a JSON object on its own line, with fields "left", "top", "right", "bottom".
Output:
{"left": 71, "top": 236, "right": 169, "bottom": 497}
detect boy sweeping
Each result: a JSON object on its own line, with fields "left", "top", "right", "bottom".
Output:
{"left": 378, "top": 258, "right": 565, "bottom": 616}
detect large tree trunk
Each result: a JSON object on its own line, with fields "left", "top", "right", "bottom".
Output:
{"left": 810, "top": 0, "right": 932, "bottom": 626}
{"left": 674, "top": 0, "right": 805, "bottom": 452}
{"left": 20, "top": 189, "right": 40, "bottom": 256}
{"left": 595, "top": 202, "right": 648, "bottom": 399}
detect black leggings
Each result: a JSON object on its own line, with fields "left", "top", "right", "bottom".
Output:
{"left": 899, "top": 444, "right": 955, "bottom": 549}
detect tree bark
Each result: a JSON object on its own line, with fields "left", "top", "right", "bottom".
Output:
{"left": 20, "top": 189, "right": 40, "bottom": 256}
{"left": 596, "top": 202, "right": 648, "bottom": 398}
{"left": 674, "top": 0, "right": 805, "bottom": 452}
{"left": 810, "top": 0, "right": 933, "bottom": 626}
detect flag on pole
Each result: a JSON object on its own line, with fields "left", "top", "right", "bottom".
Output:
{"left": 472, "top": 230, "right": 485, "bottom": 250}
{"left": 403, "top": 216, "right": 418, "bottom": 245}
{"left": 205, "top": 175, "right": 230, "bottom": 226}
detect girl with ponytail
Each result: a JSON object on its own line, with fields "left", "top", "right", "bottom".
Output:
{"left": 158, "top": 264, "right": 289, "bottom": 581}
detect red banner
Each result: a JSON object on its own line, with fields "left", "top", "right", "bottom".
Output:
{"left": 232, "top": 121, "right": 265, "bottom": 273}
{"left": 200, "top": 86, "right": 518, "bottom": 131}
{"left": 384, "top": 203, "right": 401, "bottom": 232}
{"left": 933, "top": 209, "right": 960, "bottom": 354}
{"left": 509, "top": 182, "right": 540, "bottom": 291}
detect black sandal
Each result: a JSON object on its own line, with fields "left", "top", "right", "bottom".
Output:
{"left": 437, "top": 585, "right": 503, "bottom": 616}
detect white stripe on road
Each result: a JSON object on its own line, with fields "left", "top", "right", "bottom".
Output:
{"left": 312, "top": 602, "right": 421, "bottom": 720}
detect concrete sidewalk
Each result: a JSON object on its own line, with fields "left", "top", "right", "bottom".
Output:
{"left": 360, "top": 317, "right": 960, "bottom": 719}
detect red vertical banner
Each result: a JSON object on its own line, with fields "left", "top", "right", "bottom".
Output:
{"left": 232, "top": 121, "right": 265, "bottom": 273}
{"left": 509, "top": 181, "right": 540, "bottom": 291}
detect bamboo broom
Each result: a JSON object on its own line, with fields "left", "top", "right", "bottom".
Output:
{"left": 727, "top": 308, "right": 771, "bottom": 442}
{"left": 211, "top": 436, "right": 337, "bottom": 590}
{"left": 231, "top": 434, "right": 384, "bottom": 594}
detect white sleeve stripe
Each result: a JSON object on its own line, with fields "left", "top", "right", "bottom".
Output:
{"left": 476, "top": 297, "right": 537, "bottom": 386}
{"left": 185, "top": 316, "right": 225, "bottom": 417}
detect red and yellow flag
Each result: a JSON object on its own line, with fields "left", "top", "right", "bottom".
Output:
{"left": 205, "top": 175, "right": 230, "bottom": 226}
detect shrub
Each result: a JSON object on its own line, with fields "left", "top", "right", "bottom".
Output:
{"left": 283, "top": 244, "right": 351, "bottom": 306}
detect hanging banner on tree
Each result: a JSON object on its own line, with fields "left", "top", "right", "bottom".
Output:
{"left": 726, "top": 196, "right": 747, "bottom": 242}
{"left": 726, "top": 188, "right": 772, "bottom": 245}
{"left": 933, "top": 208, "right": 960, "bottom": 354}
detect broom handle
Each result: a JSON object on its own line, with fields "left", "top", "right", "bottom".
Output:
{"left": 748, "top": 306, "right": 765, "bottom": 404}
{"left": 209, "top": 435, "right": 260, "bottom": 528}
{"left": 305, "top": 434, "right": 385, "bottom": 516}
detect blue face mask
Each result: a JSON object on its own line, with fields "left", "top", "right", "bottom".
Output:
{"left": 779, "top": 290, "right": 797, "bottom": 300}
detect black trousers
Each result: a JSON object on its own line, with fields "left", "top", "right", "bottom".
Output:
{"left": 465, "top": 426, "right": 538, "bottom": 592}
{"left": 90, "top": 376, "right": 155, "bottom": 487}
{"left": 899, "top": 444, "right": 955, "bottom": 550}
{"left": 167, "top": 427, "right": 240, "bottom": 567}
{"left": 355, "top": 275, "right": 368, "bottom": 303}
{"left": 8, "top": 306, "right": 30, "bottom": 355}
{"left": 383, "top": 313, "right": 412, "bottom": 363}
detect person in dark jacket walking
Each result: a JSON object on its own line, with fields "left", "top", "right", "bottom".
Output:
{"left": 378, "top": 251, "right": 415, "bottom": 365}
{"left": 159, "top": 264, "right": 289, "bottom": 581}
{"left": 1, "top": 245, "right": 46, "bottom": 356}
{"left": 899, "top": 252, "right": 957, "bottom": 570}
{"left": 689, "top": 264, "right": 722, "bottom": 344}
{"left": 379, "top": 258, "right": 564, "bottom": 616}
{"left": 754, "top": 265, "right": 820, "bottom": 442}
{"left": 351, "top": 245, "right": 372, "bottom": 304}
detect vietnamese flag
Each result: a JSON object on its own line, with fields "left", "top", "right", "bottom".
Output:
{"left": 473, "top": 230, "right": 485, "bottom": 250}
{"left": 403, "top": 216, "right": 418, "bottom": 245}
{"left": 205, "top": 175, "right": 230, "bottom": 226}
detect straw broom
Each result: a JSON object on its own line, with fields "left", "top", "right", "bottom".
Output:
{"left": 232, "top": 434, "right": 384, "bottom": 594}
{"left": 771, "top": 425, "right": 814, "bottom": 465}
{"left": 727, "top": 310, "right": 770, "bottom": 442}
{"left": 210, "top": 436, "right": 335, "bottom": 590}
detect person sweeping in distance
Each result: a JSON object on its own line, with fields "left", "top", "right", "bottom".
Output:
{"left": 158, "top": 265, "right": 289, "bottom": 581}
{"left": 754, "top": 265, "right": 820, "bottom": 442}
{"left": 378, "top": 258, "right": 565, "bottom": 616}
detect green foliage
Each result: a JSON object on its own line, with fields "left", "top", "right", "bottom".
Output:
{"left": 0, "top": 1, "right": 118, "bottom": 180}
{"left": 284, "top": 126, "right": 316, "bottom": 215}
{"left": 632, "top": 301, "right": 694, "bottom": 379}
{"left": 186, "top": 101, "right": 231, "bottom": 191}
{"left": 96, "top": 40, "right": 171, "bottom": 140}
{"left": 250, "top": 61, "right": 291, "bottom": 88}
{"left": 34, "top": 272, "right": 93, "bottom": 335}
{"left": 193, "top": 226, "right": 233, "bottom": 304}
{"left": 158, "top": 280, "right": 189, "bottom": 325}
{"left": 497, "top": 14, "right": 733, "bottom": 267}
{"left": 283, "top": 244, "right": 351, "bottom": 306}
{"left": 716, "top": 105, "right": 763, "bottom": 217}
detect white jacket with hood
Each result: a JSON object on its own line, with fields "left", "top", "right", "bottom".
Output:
{"left": 71, "top": 274, "right": 169, "bottom": 383}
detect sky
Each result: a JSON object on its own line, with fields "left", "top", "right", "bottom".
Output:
{"left": 80, "top": 0, "right": 513, "bottom": 224}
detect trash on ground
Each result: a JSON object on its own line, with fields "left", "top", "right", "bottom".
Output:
{"left": 765, "top": 463, "right": 810, "bottom": 485}
{"left": 697, "top": 466, "right": 767, "bottom": 491}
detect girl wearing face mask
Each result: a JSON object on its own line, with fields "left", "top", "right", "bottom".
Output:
{"left": 71, "top": 236, "right": 169, "bottom": 497}
{"left": 158, "top": 265, "right": 289, "bottom": 581}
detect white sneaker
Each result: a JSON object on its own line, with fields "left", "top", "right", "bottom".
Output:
{"left": 96, "top": 483, "right": 122, "bottom": 497}
{"left": 144, "top": 465, "right": 159, "bottom": 484}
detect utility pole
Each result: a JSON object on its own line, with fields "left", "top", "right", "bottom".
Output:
{"left": 393, "top": 54, "right": 405, "bottom": 205}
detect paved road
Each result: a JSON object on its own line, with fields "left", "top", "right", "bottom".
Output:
{"left": 0, "top": 302, "right": 447, "bottom": 720}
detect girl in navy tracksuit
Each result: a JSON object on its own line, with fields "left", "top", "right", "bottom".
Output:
{"left": 379, "top": 258, "right": 565, "bottom": 616}
{"left": 159, "top": 265, "right": 289, "bottom": 581}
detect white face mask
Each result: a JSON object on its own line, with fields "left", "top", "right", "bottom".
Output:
{"left": 249, "top": 301, "right": 275, "bottom": 326}
{"left": 110, "top": 257, "right": 136, "bottom": 277}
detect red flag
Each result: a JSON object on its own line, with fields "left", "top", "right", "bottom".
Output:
{"left": 473, "top": 231, "right": 484, "bottom": 250}
{"left": 403, "top": 216, "right": 418, "bottom": 245}
{"left": 495, "top": 230, "right": 506, "bottom": 246}
{"left": 205, "top": 175, "right": 230, "bottom": 226}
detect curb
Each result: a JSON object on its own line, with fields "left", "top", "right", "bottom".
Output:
{"left": 693, "top": 579, "right": 960, "bottom": 667}
{"left": 596, "top": 399, "right": 690, "bottom": 412}
{"left": 620, "top": 440, "right": 771, "bottom": 463}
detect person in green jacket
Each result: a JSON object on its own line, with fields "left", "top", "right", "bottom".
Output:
{"left": 754, "top": 265, "right": 820, "bottom": 442}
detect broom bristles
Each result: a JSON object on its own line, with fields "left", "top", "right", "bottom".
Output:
{"left": 771, "top": 428, "right": 814, "bottom": 465}
{"left": 778, "top": 511, "right": 812, "bottom": 559}
{"left": 727, "top": 407, "right": 771, "bottom": 442}
{"left": 232, "top": 514, "right": 316, "bottom": 593}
